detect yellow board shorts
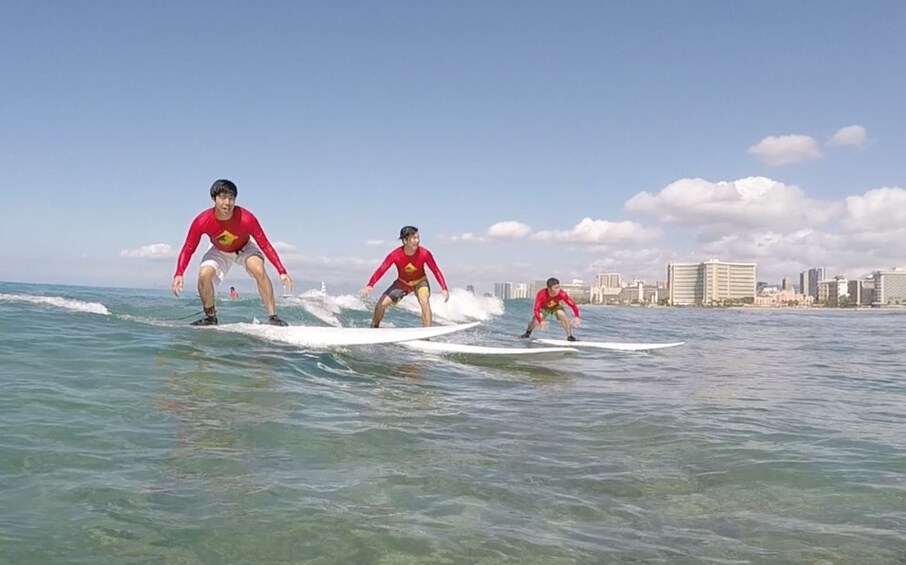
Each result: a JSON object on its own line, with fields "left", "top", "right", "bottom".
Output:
{"left": 384, "top": 278, "right": 430, "bottom": 304}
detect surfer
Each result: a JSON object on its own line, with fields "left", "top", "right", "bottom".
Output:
{"left": 228, "top": 286, "right": 239, "bottom": 299}
{"left": 520, "top": 277, "right": 579, "bottom": 341}
{"left": 359, "top": 225, "right": 449, "bottom": 327}
{"left": 171, "top": 179, "right": 293, "bottom": 326}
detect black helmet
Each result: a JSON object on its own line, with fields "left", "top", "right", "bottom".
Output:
{"left": 210, "top": 179, "right": 238, "bottom": 198}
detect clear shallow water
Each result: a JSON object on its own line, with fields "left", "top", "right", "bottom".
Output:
{"left": 1, "top": 281, "right": 905, "bottom": 564}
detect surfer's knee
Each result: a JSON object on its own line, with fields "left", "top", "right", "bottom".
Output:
{"left": 198, "top": 266, "right": 216, "bottom": 283}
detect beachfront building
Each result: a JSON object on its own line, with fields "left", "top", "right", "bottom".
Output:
{"left": 800, "top": 267, "right": 826, "bottom": 300}
{"left": 872, "top": 269, "right": 906, "bottom": 306}
{"left": 668, "top": 260, "right": 756, "bottom": 306}
{"left": 560, "top": 280, "right": 592, "bottom": 304}
{"left": 618, "top": 280, "right": 661, "bottom": 305}
{"left": 752, "top": 289, "right": 815, "bottom": 307}
{"left": 848, "top": 278, "right": 875, "bottom": 306}
{"left": 591, "top": 272, "right": 623, "bottom": 304}
{"left": 493, "top": 282, "right": 512, "bottom": 300}
{"left": 512, "top": 283, "right": 530, "bottom": 299}
{"left": 818, "top": 276, "right": 850, "bottom": 306}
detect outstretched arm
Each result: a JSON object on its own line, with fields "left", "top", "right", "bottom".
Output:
{"left": 246, "top": 212, "right": 288, "bottom": 275}
{"left": 172, "top": 218, "right": 203, "bottom": 295}
{"left": 561, "top": 292, "right": 580, "bottom": 319}
{"left": 532, "top": 292, "right": 545, "bottom": 324}
{"left": 365, "top": 250, "right": 398, "bottom": 288}
{"left": 424, "top": 250, "right": 449, "bottom": 301}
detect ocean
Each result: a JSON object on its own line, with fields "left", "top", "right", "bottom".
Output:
{"left": 1, "top": 280, "right": 905, "bottom": 564}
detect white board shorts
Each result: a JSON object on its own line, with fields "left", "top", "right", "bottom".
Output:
{"left": 199, "top": 241, "right": 265, "bottom": 284}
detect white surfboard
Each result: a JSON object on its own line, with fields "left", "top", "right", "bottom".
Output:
{"left": 534, "top": 338, "right": 684, "bottom": 351}
{"left": 402, "top": 340, "right": 578, "bottom": 358}
{"left": 216, "top": 321, "right": 481, "bottom": 347}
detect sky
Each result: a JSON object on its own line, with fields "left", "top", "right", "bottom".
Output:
{"left": 2, "top": 1, "right": 905, "bottom": 294}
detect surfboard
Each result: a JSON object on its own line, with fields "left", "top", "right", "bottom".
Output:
{"left": 533, "top": 338, "right": 684, "bottom": 351}
{"left": 401, "top": 340, "right": 578, "bottom": 358}
{"left": 216, "top": 321, "right": 481, "bottom": 347}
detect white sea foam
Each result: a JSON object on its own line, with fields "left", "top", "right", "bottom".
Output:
{"left": 397, "top": 287, "right": 504, "bottom": 323}
{"left": 282, "top": 288, "right": 371, "bottom": 327}
{"left": 0, "top": 293, "right": 110, "bottom": 315}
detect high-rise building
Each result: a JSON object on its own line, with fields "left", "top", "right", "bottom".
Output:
{"left": 532, "top": 279, "right": 548, "bottom": 295}
{"left": 668, "top": 260, "right": 756, "bottom": 306}
{"left": 493, "top": 282, "right": 513, "bottom": 300}
{"left": 512, "top": 283, "right": 529, "bottom": 299}
{"left": 466, "top": 284, "right": 475, "bottom": 294}
{"left": 807, "top": 267, "right": 825, "bottom": 299}
{"left": 873, "top": 269, "right": 906, "bottom": 306}
{"left": 781, "top": 277, "right": 793, "bottom": 291}
{"left": 595, "top": 273, "right": 622, "bottom": 289}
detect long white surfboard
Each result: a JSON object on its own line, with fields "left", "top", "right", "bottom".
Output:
{"left": 534, "top": 338, "right": 684, "bottom": 351}
{"left": 216, "top": 321, "right": 481, "bottom": 347}
{"left": 402, "top": 340, "right": 578, "bottom": 357}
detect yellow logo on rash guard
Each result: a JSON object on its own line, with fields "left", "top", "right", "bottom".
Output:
{"left": 546, "top": 300, "right": 558, "bottom": 308}
{"left": 403, "top": 262, "right": 417, "bottom": 273}
{"left": 216, "top": 230, "right": 238, "bottom": 247}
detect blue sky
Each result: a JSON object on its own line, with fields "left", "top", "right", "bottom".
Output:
{"left": 3, "top": 1, "right": 905, "bottom": 293}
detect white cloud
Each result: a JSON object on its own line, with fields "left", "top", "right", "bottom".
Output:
{"left": 486, "top": 221, "right": 533, "bottom": 239}
{"left": 452, "top": 233, "right": 484, "bottom": 243}
{"left": 120, "top": 243, "right": 175, "bottom": 259}
{"left": 273, "top": 241, "right": 297, "bottom": 252}
{"left": 365, "top": 239, "right": 387, "bottom": 247}
{"left": 839, "top": 187, "right": 906, "bottom": 250}
{"left": 531, "top": 218, "right": 659, "bottom": 244}
{"left": 626, "top": 176, "right": 839, "bottom": 230}
{"left": 748, "top": 134, "right": 822, "bottom": 166}
{"left": 828, "top": 125, "right": 868, "bottom": 148}
{"left": 446, "top": 218, "right": 657, "bottom": 246}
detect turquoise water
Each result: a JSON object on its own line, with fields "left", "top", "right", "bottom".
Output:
{"left": 1, "top": 281, "right": 905, "bottom": 564}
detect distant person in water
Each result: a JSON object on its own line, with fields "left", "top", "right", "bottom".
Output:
{"left": 359, "top": 226, "right": 449, "bottom": 327}
{"left": 228, "top": 286, "right": 239, "bottom": 299}
{"left": 520, "top": 277, "right": 579, "bottom": 341}
{"left": 171, "top": 179, "right": 292, "bottom": 326}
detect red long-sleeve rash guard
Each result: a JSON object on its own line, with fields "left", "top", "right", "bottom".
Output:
{"left": 366, "top": 246, "right": 447, "bottom": 290}
{"left": 533, "top": 288, "right": 580, "bottom": 324}
{"left": 174, "top": 207, "right": 287, "bottom": 277}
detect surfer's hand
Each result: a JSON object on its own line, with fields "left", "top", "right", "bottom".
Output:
{"left": 572, "top": 317, "right": 581, "bottom": 327}
{"left": 359, "top": 285, "right": 372, "bottom": 297}
{"left": 279, "top": 274, "right": 293, "bottom": 293}
{"left": 442, "top": 289, "right": 449, "bottom": 302}
{"left": 171, "top": 276, "right": 183, "bottom": 297}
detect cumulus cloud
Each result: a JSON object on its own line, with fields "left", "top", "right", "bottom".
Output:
{"left": 828, "top": 125, "right": 868, "bottom": 148}
{"left": 486, "top": 221, "right": 533, "bottom": 239}
{"left": 748, "top": 134, "right": 823, "bottom": 166}
{"left": 625, "top": 176, "right": 839, "bottom": 230}
{"left": 531, "top": 218, "right": 659, "bottom": 244}
{"left": 840, "top": 187, "right": 906, "bottom": 248}
{"left": 446, "top": 218, "right": 658, "bottom": 246}
{"left": 120, "top": 243, "right": 175, "bottom": 259}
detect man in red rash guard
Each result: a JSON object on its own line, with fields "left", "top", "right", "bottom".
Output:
{"left": 359, "top": 226, "right": 449, "bottom": 327}
{"left": 171, "top": 179, "right": 293, "bottom": 326}
{"left": 520, "top": 277, "right": 580, "bottom": 341}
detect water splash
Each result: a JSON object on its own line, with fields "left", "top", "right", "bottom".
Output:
{"left": 397, "top": 287, "right": 504, "bottom": 323}
{"left": 0, "top": 293, "right": 110, "bottom": 315}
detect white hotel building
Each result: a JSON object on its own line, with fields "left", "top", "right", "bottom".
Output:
{"left": 667, "top": 260, "right": 757, "bottom": 306}
{"left": 872, "top": 269, "right": 906, "bottom": 306}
